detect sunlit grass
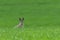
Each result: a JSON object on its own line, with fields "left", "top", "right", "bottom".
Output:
{"left": 0, "top": 27, "right": 60, "bottom": 40}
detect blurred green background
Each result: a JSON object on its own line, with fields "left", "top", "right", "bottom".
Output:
{"left": 0, "top": 0, "right": 60, "bottom": 28}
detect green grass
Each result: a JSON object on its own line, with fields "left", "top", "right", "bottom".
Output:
{"left": 0, "top": 27, "right": 60, "bottom": 40}
{"left": 0, "top": 0, "right": 60, "bottom": 40}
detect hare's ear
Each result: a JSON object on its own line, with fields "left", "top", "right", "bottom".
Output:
{"left": 23, "top": 17, "right": 24, "bottom": 20}
{"left": 19, "top": 18, "right": 21, "bottom": 21}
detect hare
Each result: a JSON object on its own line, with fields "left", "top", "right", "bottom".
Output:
{"left": 16, "top": 17, "right": 24, "bottom": 28}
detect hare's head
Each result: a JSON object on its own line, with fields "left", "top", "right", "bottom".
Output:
{"left": 19, "top": 17, "right": 24, "bottom": 21}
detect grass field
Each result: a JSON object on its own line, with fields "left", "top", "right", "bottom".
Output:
{"left": 0, "top": 0, "right": 60, "bottom": 40}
